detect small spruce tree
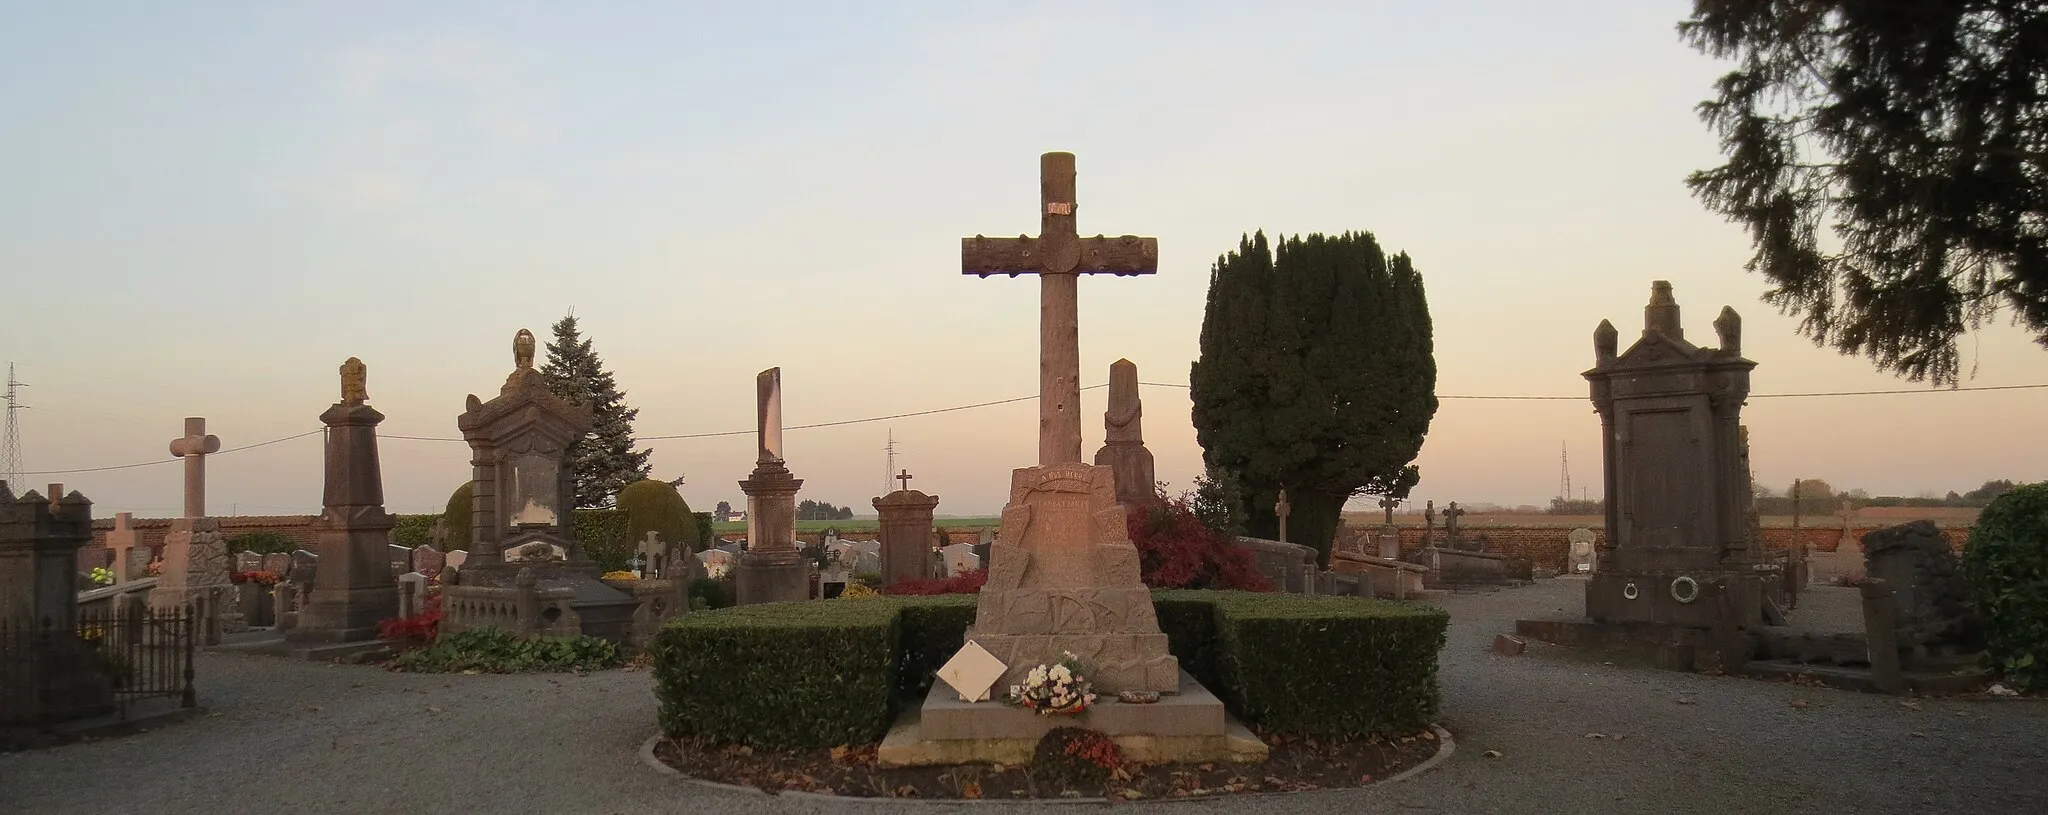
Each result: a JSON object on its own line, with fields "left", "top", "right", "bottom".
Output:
{"left": 540, "top": 312, "right": 654, "bottom": 508}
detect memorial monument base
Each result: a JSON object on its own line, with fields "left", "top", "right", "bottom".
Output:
{"left": 734, "top": 551, "right": 811, "bottom": 605}
{"left": 887, "top": 670, "right": 1263, "bottom": 768}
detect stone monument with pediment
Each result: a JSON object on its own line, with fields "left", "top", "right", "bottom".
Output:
{"left": 441, "top": 329, "right": 638, "bottom": 641}
{"left": 1581, "top": 280, "right": 1769, "bottom": 628}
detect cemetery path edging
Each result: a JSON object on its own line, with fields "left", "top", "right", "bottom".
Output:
{"left": 636, "top": 723, "right": 1453, "bottom": 806}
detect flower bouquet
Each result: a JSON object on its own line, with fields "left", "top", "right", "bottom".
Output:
{"left": 1005, "top": 652, "right": 1098, "bottom": 716}
{"left": 89, "top": 567, "right": 115, "bottom": 587}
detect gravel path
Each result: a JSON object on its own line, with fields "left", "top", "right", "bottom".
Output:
{"left": 3, "top": 580, "right": 2042, "bottom": 814}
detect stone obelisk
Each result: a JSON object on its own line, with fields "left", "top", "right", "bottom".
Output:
{"left": 734, "top": 368, "right": 809, "bottom": 605}
{"left": 1092, "top": 358, "right": 1159, "bottom": 514}
{"left": 291, "top": 357, "right": 400, "bottom": 643}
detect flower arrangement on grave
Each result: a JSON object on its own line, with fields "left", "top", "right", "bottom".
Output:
{"left": 1005, "top": 652, "right": 1098, "bottom": 716}
{"left": 89, "top": 567, "right": 114, "bottom": 587}
{"left": 838, "top": 583, "right": 881, "bottom": 599}
{"left": 146, "top": 560, "right": 163, "bottom": 577}
{"left": 601, "top": 570, "right": 638, "bottom": 581}
{"left": 229, "top": 570, "right": 281, "bottom": 586}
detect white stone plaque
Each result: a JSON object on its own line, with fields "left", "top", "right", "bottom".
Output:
{"left": 936, "top": 639, "right": 1007, "bottom": 703}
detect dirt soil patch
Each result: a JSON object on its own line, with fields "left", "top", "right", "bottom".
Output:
{"left": 653, "top": 727, "right": 1443, "bottom": 801}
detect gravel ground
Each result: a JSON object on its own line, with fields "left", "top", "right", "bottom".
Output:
{"left": 3, "top": 579, "right": 2042, "bottom": 815}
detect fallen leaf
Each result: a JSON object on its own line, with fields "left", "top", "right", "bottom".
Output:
{"left": 828, "top": 745, "right": 850, "bottom": 762}
{"left": 1790, "top": 699, "right": 1812, "bottom": 709}
{"left": 425, "top": 706, "right": 441, "bottom": 714}
{"left": 1359, "top": 774, "right": 1375, "bottom": 783}
{"left": 1421, "top": 730, "right": 1436, "bottom": 740}
{"left": 893, "top": 785, "right": 917, "bottom": 798}
{"left": 1898, "top": 701, "right": 1922, "bottom": 710}
{"left": 961, "top": 781, "right": 982, "bottom": 799}
{"left": 1677, "top": 698, "right": 1696, "bottom": 705}
{"left": 1586, "top": 733, "right": 1607, "bottom": 739}
{"left": 1117, "top": 789, "right": 1144, "bottom": 800}
{"left": 1483, "top": 750, "right": 1504, "bottom": 758}
{"left": 1910, "top": 732, "right": 1926, "bottom": 738}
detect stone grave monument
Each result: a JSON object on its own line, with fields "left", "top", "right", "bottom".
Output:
{"left": 0, "top": 482, "right": 113, "bottom": 722}
{"left": 1568, "top": 527, "right": 1598, "bottom": 573}
{"left": 889, "top": 152, "right": 1254, "bottom": 768}
{"left": 440, "top": 330, "right": 637, "bottom": 642}
{"left": 289, "top": 357, "right": 402, "bottom": 648}
{"left": 1329, "top": 494, "right": 1425, "bottom": 598}
{"left": 1091, "top": 358, "right": 1158, "bottom": 513}
{"left": 1519, "top": 281, "right": 1772, "bottom": 652}
{"left": 873, "top": 468, "right": 940, "bottom": 587}
{"left": 733, "top": 367, "right": 809, "bottom": 605}
{"left": 1418, "top": 501, "right": 1514, "bottom": 586}
{"left": 151, "top": 418, "right": 235, "bottom": 642}
{"left": 104, "top": 512, "right": 149, "bottom": 583}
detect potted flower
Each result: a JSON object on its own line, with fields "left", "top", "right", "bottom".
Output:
{"left": 1005, "top": 652, "right": 1098, "bottom": 716}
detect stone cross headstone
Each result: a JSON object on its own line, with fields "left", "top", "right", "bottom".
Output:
{"left": 1092, "top": 358, "right": 1158, "bottom": 509}
{"left": 940, "top": 542, "right": 980, "bottom": 577}
{"left": 895, "top": 469, "right": 913, "bottom": 491}
{"left": 1378, "top": 495, "right": 1401, "bottom": 526}
{"left": 1441, "top": 501, "right": 1466, "bottom": 546}
{"left": 167, "top": 417, "right": 222, "bottom": 519}
{"left": 106, "top": 512, "right": 148, "bottom": 582}
{"left": 636, "top": 531, "right": 664, "bottom": 578}
{"left": 954, "top": 151, "right": 1176, "bottom": 695}
{"left": 874, "top": 485, "right": 940, "bottom": 588}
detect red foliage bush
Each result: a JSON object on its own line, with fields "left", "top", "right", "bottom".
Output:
{"left": 229, "top": 570, "right": 280, "bottom": 586}
{"left": 882, "top": 568, "right": 990, "bottom": 596}
{"left": 1129, "top": 497, "right": 1271, "bottom": 591}
{"left": 377, "top": 593, "right": 442, "bottom": 643}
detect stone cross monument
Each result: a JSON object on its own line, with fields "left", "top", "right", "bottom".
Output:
{"left": 1275, "top": 489, "right": 1292, "bottom": 545}
{"left": 874, "top": 468, "right": 940, "bottom": 588}
{"left": 153, "top": 417, "right": 231, "bottom": 640}
{"left": 962, "top": 151, "right": 1159, "bottom": 467}
{"left": 1092, "top": 358, "right": 1158, "bottom": 512}
{"left": 289, "top": 357, "right": 400, "bottom": 644}
{"left": 735, "top": 367, "right": 809, "bottom": 605}
{"left": 953, "top": 151, "right": 1177, "bottom": 694}
{"left": 1441, "top": 501, "right": 1466, "bottom": 548}
{"left": 1376, "top": 496, "right": 1402, "bottom": 560}
{"left": 1582, "top": 280, "right": 1764, "bottom": 628}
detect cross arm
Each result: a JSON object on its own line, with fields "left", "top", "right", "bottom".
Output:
{"left": 962, "top": 234, "right": 1160, "bottom": 277}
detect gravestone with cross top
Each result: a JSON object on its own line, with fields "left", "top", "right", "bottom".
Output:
{"left": 167, "top": 417, "right": 222, "bottom": 519}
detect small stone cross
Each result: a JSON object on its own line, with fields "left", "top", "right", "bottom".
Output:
{"left": 1442, "top": 501, "right": 1466, "bottom": 540}
{"left": 1378, "top": 495, "right": 1401, "bottom": 525}
{"left": 167, "top": 417, "right": 222, "bottom": 519}
{"left": 1275, "top": 488, "right": 1291, "bottom": 545}
{"left": 895, "top": 469, "right": 914, "bottom": 491}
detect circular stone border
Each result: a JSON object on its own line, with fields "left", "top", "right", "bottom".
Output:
{"left": 640, "top": 724, "right": 1455, "bottom": 805}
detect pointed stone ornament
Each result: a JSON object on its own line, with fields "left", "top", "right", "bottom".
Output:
{"left": 936, "top": 639, "right": 1009, "bottom": 703}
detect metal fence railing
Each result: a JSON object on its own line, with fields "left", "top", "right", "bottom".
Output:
{"left": 0, "top": 604, "right": 197, "bottom": 728}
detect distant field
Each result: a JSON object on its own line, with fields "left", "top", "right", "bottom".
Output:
{"left": 711, "top": 516, "right": 1003, "bottom": 535}
{"left": 1341, "top": 507, "right": 1981, "bottom": 529}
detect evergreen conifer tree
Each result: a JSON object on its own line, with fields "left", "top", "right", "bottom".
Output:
{"left": 540, "top": 312, "right": 654, "bottom": 508}
{"left": 1190, "top": 231, "right": 1437, "bottom": 566}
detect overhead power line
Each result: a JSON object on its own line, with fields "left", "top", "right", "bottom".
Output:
{"left": 13, "top": 381, "right": 2043, "bottom": 476}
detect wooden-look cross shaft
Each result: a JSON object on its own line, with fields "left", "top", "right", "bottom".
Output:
{"left": 961, "top": 152, "right": 1159, "bottom": 466}
{"left": 896, "top": 469, "right": 913, "bottom": 491}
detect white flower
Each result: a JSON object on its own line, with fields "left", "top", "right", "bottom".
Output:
{"left": 1050, "top": 664, "right": 1072, "bottom": 682}
{"left": 1027, "top": 666, "right": 1048, "bottom": 685}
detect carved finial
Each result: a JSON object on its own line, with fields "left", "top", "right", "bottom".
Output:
{"left": 1104, "top": 358, "right": 1143, "bottom": 443}
{"left": 340, "top": 357, "right": 368, "bottom": 405}
{"left": 1594, "top": 319, "right": 1618, "bottom": 364}
{"left": 514, "top": 329, "right": 536, "bottom": 370}
{"left": 1644, "top": 280, "right": 1683, "bottom": 340}
{"left": 1714, "top": 306, "right": 1742, "bottom": 355}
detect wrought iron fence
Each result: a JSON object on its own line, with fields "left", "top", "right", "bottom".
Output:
{"left": 0, "top": 604, "right": 196, "bottom": 728}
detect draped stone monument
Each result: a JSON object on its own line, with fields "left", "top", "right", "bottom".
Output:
{"left": 1092, "top": 358, "right": 1158, "bottom": 513}
{"left": 734, "top": 367, "right": 809, "bottom": 605}
{"left": 874, "top": 469, "right": 940, "bottom": 587}
{"left": 288, "top": 357, "right": 400, "bottom": 645}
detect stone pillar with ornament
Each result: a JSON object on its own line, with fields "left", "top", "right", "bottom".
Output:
{"left": 1092, "top": 358, "right": 1159, "bottom": 515}
{"left": 734, "top": 367, "right": 810, "bottom": 605}
{"left": 289, "top": 357, "right": 401, "bottom": 644}
{"left": 874, "top": 469, "right": 940, "bottom": 588}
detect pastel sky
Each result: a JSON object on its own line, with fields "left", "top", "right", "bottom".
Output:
{"left": 2, "top": 1, "right": 2042, "bottom": 520}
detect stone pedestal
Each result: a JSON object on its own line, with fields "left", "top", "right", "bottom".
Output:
{"left": 290, "top": 396, "right": 399, "bottom": 644}
{"left": 959, "top": 463, "right": 1178, "bottom": 695}
{"left": 151, "top": 517, "right": 231, "bottom": 644}
{"left": 873, "top": 488, "right": 940, "bottom": 588}
{"left": 735, "top": 462, "right": 809, "bottom": 605}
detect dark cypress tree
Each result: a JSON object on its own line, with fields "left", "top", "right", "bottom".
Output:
{"left": 540, "top": 312, "right": 654, "bottom": 508}
{"left": 1190, "top": 231, "right": 1437, "bottom": 566}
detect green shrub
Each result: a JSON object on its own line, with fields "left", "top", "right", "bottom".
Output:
{"left": 390, "top": 628, "right": 621, "bottom": 673}
{"left": 691, "top": 512, "right": 716, "bottom": 553}
{"left": 1963, "top": 482, "right": 2048, "bottom": 691}
{"left": 390, "top": 514, "right": 440, "bottom": 548}
{"left": 225, "top": 531, "right": 295, "bottom": 556}
{"left": 618, "top": 479, "right": 698, "bottom": 554}
{"left": 442, "top": 482, "right": 474, "bottom": 551}
{"left": 650, "top": 590, "right": 1448, "bottom": 751}
{"left": 572, "top": 508, "right": 632, "bottom": 572}
{"left": 651, "top": 600, "right": 901, "bottom": 749}
{"left": 688, "top": 576, "right": 736, "bottom": 611}
{"left": 892, "top": 595, "right": 978, "bottom": 701}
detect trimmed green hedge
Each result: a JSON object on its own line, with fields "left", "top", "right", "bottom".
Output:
{"left": 651, "top": 591, "right": 1448, "bottom": 750}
